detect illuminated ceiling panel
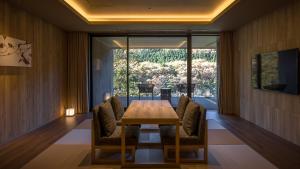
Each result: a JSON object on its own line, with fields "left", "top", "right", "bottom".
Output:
{"left": 62, "top": 0, "right": 238, "bottom": 23}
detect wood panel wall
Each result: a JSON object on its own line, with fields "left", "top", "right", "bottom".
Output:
{"left": 234, "top": 0, "right": 300, "bottom": 146}
{"left": 0, "top": 0, "right": 67, "bottom": 144}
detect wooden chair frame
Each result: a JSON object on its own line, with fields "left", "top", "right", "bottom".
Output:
{"left": 163, "top": 120, "right": 208, "bottom": 163}
{"left": 91, "top": 120, "right": 136, "bottom": 164}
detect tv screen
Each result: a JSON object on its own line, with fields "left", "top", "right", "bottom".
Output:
{"left": 258, "top": 48, "right": 299, "bottom": 94}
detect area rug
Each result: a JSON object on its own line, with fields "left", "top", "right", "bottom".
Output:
{"left": 22, "top": 119, "right": 277, "bottom": 169}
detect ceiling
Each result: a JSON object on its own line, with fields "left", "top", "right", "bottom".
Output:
{"left": 62, "top": 0, "right": 237, "bottom": 23}
{"left": 7, "top": 0, "right": 293, "bottom": 32}
{"left": 95, "top": 36, "right": 218, "bottom": 49}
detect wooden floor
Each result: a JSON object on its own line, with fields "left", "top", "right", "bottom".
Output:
{"left": 0, "top": 114, "right": 88, "bottom": 169}
{"left": 1, "top": 111, "right": 300, "bottom": 169}
{"left": 208, "top": 111, "right": 300, "bottom": 169}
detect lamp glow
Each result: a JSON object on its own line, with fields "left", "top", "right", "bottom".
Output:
{"left": 203, "top": 90, "right": 211, "bottom": 98}
{"left": 104, "top": 92, "right": 111, "bottom": 101}
{"left": 66, "top": 108, "right": 75, "bottom": 117}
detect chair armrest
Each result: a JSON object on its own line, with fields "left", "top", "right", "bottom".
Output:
{"left": 116, "top": 120, "right": 122, "bottom": 126}
{"left": 179, "top": 121, "right": 183, "bottom": 125}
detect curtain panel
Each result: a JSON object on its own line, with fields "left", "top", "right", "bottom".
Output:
{"left": 67, "top": 32, "right": 89, "bottom": 114}
{"left": 218, "top": 32, "right": 239, "bottom": 115}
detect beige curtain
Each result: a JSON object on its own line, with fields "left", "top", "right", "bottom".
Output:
{"left": 67, "top": 32, "right": 89, "bottom": 114}
{"left": 218, "top": 32, "right": 239, "bottom": 115}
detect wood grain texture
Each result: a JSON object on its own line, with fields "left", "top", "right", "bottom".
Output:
{"left": 123, "top": 100, "right": 179, "bottom": 124}
{"left": 0, "top": 114, "right": 88, "bottom": 169}
{"left": 207, "top": 110, "right": 300, "bottom": 169}
{"left": 0, "top": 0, "right": 67, "bottom": 144}
{"left": 234, "top": 0, "right": 300, "bottom": 146}
{"left": 121, "top": 100, "right": 180, "bottom": 167}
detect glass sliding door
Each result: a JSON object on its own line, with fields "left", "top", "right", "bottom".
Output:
{"left": 191, "top": 36, "right": 218, "bottom": 110}
{"left": 91, "top": 37, "right": 128, "bottom": 107}
{"left": 112, "top": 38, "right": 128, "bottom": 107}
{"left": 128, "top": 37, "right": 187, "bottom": 106}
{"left": 91, "top": 35, "right": 219, "bottom": 110}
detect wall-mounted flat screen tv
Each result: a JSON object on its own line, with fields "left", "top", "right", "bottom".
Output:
{"left": 252, "top": 48, "right": 300, "bottom": 95}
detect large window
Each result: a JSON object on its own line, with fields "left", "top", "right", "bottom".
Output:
{"left": 91, "top": 37, "right": 128, "bottom": 107}
{"left": 128, "top": 37, "right": 187, "bottom": 105}
{"left": 91, "top": 35, "right": 218, "bottom": 109}
{"left": 192, "top": 36, "right": 218, "bottom": 109}
{"left": 112, "top": 38, "right": 128, "bottom": 106}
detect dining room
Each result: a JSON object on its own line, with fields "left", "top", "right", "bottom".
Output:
{"left": 88, "top": 35, "right": 214, "bottom": 167}
{"left": 1, "top": 0, "right": 300, "bottom": 169}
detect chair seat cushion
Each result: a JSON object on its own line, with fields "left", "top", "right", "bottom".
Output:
{"left": 96, "top": 126, "right": 140, "bottom": 146}
{"left": 160, "top": 125, "right": 201, "bottom": 145}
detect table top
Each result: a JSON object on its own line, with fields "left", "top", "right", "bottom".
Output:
{"left": 122, "top": 100, "right": 179, "bottom": 124}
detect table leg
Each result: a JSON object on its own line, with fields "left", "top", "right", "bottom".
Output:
{"left": 175, "top": 121, "right": 180, "bottom": 164}
{"left": 121, "top": 123, "right": 126, "bottom": 166}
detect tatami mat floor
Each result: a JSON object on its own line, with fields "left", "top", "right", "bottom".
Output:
{"left": 22, "top": 118, "right": 277, "bottom": 169}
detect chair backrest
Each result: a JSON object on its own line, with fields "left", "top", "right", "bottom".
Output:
{"left": 197, "top": 104, "right": 207, "bottom": 144}
{"left": 92, "top": 104, "right": 102, "bottom": 144}
{"left": 176, "top": 84, "right": 196, "bottom": 93}
{"left": 137, "top": 83, "right": 154, "bottom": 93}
{"left": 176, "top": 95, "right": 189, "bottom": 119}
{"left": 110, "top": 95, "right": 124, "bottom": 121}
{"left": 176, "top": 84, "right": 187, "bottom": 93}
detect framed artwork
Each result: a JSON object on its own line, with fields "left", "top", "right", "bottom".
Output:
{"left": 0, "top": 35, "right": 32, "bottom": 67}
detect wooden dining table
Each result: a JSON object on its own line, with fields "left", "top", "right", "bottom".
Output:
{"left": 121, "top": 100, "right": 180, "bottom": 168}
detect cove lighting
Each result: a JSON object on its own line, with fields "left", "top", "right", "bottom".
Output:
{"left": 62, "top": 0, "right": 238, "bottom": 23}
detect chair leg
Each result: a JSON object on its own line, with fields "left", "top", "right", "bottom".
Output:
{"left": 163, "top": 145, "right": 210, "bottom": 163}
{"left": 204, "top": 146, "right": 208, "bottom": 163}
{"left": 163, "top": 146, "right": 168, "bottom": 161}
{"left": 92, "top": 146, "right": 137, "bottom": 164}
{"left": 204, "top": 120, "right": 208, "bottom": 163}
{"left": 194, "top": 149, "right": 199, "bottom": 158}
{"left": 91, "top": 147, "right": 95, "bottom": 163}
{"left": 131, "top": 146, "right": 136, "bottom": 162}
